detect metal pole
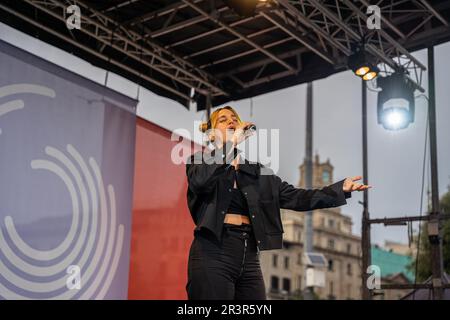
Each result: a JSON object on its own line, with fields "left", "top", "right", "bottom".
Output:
{"left": 427, "top": 45, "right": 444, "bottom": 300}
{"left": 206, "top": 91, "right": 212, "bottom": 120}
{"left": 305, "top": 82, "right": 314, "bottom": 253}
{"left": 361, "top": 79, "right": 372, "bottom": 300}
{"left": 302, "top": 82, "right": 314, "bottom": 300}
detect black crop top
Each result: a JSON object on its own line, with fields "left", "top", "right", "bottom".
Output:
{"left": 227, "top": 169, "right": 250, "bottom": 216}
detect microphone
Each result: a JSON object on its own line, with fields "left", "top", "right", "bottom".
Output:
{"left": 243, "top": 124, "right": 256, "bottom": 137}
{"left": 227, "top": 124, "right": 256, "bottom": 137}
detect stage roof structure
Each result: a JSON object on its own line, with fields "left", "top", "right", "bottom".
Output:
{"left": 1, "top": 0, "right": 449, "bottom": 110}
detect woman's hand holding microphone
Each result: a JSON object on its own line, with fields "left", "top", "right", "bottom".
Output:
{"left": 231, "top": 121, "right": 256, "bottom": 147}
{"left": 229, "top": 121, "right": 255, "bottom": 169}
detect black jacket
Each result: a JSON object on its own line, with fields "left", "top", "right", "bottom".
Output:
{"left": 186, "top": 141, "right": 351, "bottom": 251}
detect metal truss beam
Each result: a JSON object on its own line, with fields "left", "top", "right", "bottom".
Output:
{"left": 199, "top": 36, "right": 293, "bottom": 69}
{"left": 165, "top": 15, "right": 256, "bottom": 49}
{"left": 3, "top": 0, "right": 449, "bottom": 103}
{"left": 100, "top": 0, "right": 141, "bottom": 14}
{"left": 186, "top": 25, "right": 279, "bottom": 60}
{"left": 276, "top": 0, "right": 351, "bottom": 56}
{"left": 240, "top": 69, "right": 300, "bottom": 88}
{"left": 139, "top": 5, "right": 230, "bottom": 40}
{"left": 261, "top": 11, "right": 335, "bottom": 64}
{"left": 369, "top": 214, "right": 450, "bottom": 226}
{"left": 122, "top": 0, "right": 204, "bottom": 27}
{"left": 417, "top": 0, "right": 448, "bottom": 26}
{"left": 0, "top": 3, "right": 192, "bottom": 102}
{"left": 216, "top": 46, "right": 309, "bottom": 79}
{"left": 182, "top": 0, "right": 296, "bottom": 72}
{"left": 340, "top": 0, "right": 426, "bottom": 67}
{"left": 277, "top": 0, "right": 435, "bottom": 91}
{"left": 23, "top": 0, "right": 228, "bottom": 100}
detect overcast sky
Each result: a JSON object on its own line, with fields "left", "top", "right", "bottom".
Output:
{"left": 1, "top": 21, "right": 449, "bottom": 246}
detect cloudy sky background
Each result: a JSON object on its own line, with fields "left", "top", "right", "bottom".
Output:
{"left": 2, "top": 21, "right": 449, "bottom": 246}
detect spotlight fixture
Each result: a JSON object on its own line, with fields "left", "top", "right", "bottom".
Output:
{"left": 377, "top": 71, "right": 416, "bottom": 130}
{"left": 362, "top": 64, "right": 380, "bottom": 81}
{"left": 348, "top": 47, "right": 379, "bottom": 81}
{"left": 223, "top": 0, "right": 268, "bottom": 17}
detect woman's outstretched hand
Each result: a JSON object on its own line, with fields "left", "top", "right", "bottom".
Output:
{"left": 343, "top": 176, "right": 372, "bottom": 192}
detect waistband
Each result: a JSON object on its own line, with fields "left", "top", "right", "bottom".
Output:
{"left": 223, "top": 222, "right": 253, "bottom": 233}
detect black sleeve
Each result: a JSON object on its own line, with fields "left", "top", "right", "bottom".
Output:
{"left": 186, "top": 141, "right": 241, "bottom": 194}
{"left": 276, "top": 177, "right": 349, "bottom": 211}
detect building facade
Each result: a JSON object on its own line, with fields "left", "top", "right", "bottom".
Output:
{"left": 370, "top": 244, "right": 415, "bottom": 300}
{"left": 260, "top": 155, "right": 362, "bottom": 299}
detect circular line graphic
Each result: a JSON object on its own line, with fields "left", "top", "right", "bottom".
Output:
{"left": 0, "top": 84, "right": 56, "bottom": 136}
{"left": 0, "top": 144, "right": 124, "bottom": 299}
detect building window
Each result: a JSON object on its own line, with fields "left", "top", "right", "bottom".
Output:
{"left": 322, "top": 170, "right": 330, "bottom": 183}
{"left": 284, "top": 256, "right": 289, "bottom": 270}
{"left": 347, "top": 263, "right": 352, "bottom": 276}
{"left": 321, "top": 217, "right": 325, "bottom": 226}
{"left": 328, "top": 219, "right": 335, "bottom": 228}
{"left": 271, "top": 276, "right": 279, "bottom": 292}
{"left": 346, "top": 243, "right": 352, "bottom": 254}
{"left": 297, "top": 230, "right": 302, "bottom": 242}
{"left": 329, "top": 281, "right": 334, "bottom": 299}
{"left": 328, "top": 238, "right": 335, "bottom": 249}
{"left": 297, "top": 253, "right": 302, "bottom": 265}
{"left": 298, "top": 275, "right": 302, "bottom": 290}
{"left": 328, "top": 259, "right": 334, "bottom": 271}
{"left": 282, "top": 278, "right": 291, "bottom": 293}
{"left": 272, "top": 254, "right": 278, "bottom": 268}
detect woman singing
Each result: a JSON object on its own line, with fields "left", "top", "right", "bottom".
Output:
{"left": 185, "top": 106, "right": 370, "bottom": 300}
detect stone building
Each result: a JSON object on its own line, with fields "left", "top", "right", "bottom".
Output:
{"left": 260, "top": 155, "right": 362, "bottom": 299}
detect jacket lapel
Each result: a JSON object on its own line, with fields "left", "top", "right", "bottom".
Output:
{"left": 237, "top": 157, "right": 259, "bottom": 177}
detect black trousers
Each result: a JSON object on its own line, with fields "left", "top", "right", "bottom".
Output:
{"left": 186, "top": 223, "right": 267, "bottom": 300}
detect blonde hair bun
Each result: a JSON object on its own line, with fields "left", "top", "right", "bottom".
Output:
{"left": 199, "top": 122, "right": 209, "bottom": 133}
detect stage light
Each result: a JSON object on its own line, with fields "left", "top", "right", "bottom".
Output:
{"left": 355, "top": 66, "right": 370, "bottom": 77}
{"left": 381, "top": 106, "right": 410, "bottom": 130}
{"left": 348, "top": 47, "right": 379, "bottom": 81}
{"left": 362, "top": 65, "right": 379, "bottom": 81}
{"left": 377, "top": 72, "right": 416, "bottom": 130}
{"left": 223, "top": 0, "right": 268, "bottom": 17}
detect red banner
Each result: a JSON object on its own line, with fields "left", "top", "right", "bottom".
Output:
{"left": 128, "top": 117, "right": 197, "bottom": 299}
